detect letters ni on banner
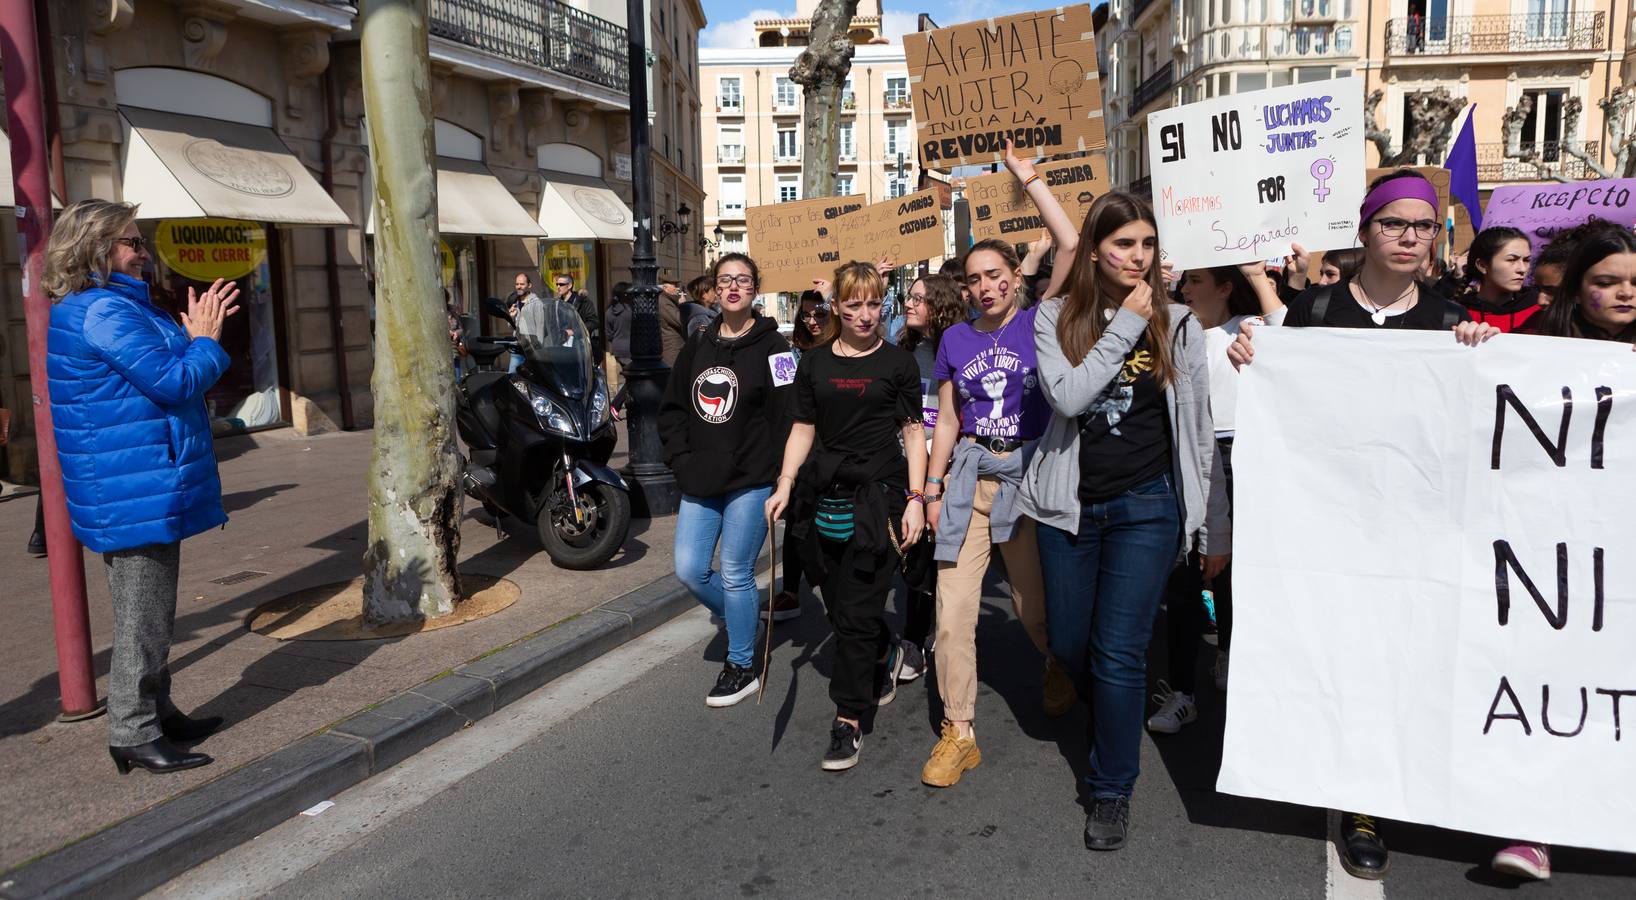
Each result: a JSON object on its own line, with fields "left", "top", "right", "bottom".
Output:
{"left": 904, "top": 5, "right": 1105, "bottom": 171}
{"left": 1223, "top": 329, "right": 1636, "bottom": 854}
{"left": 1146, "top": 77, "right": 1365, "bottom": 270}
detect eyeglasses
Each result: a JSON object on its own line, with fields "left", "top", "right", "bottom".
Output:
{"left": 1374, "top": 217, "right": 1442, "bottom": 241}
{"left": 715, "top": 274, "right": 755, "bottom": 288}
{"left": 554, "top": 281, "right": 570, "bottom": 288}
{"left": 114, "top": 236, "right": 148, "bottom": 252}
{"left": 800, "top": 309, "right": 829, "bottom": 322}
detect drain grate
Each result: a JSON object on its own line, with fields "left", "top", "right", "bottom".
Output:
{"left": 210, "top": 570, "right": 269, "bottom": 586}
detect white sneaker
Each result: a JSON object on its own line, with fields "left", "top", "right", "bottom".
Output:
{"left": 1146, "top": 682, "right": 1197, "bottom": 734}
{"left": 1212, "top": 650, "right": 1230, "bottom": 692}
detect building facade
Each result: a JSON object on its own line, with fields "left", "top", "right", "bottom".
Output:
{"left": 645, "top": 0, "right": 707, "bottom": 284}
{"left": 0, "top": 0, "right": 704, "bottom": 483}
{"left": 1095, "top": 0, "right": 1630, "bottom": 192}
{"left": 700, "top": 1, "right": 920, "bottom": 277}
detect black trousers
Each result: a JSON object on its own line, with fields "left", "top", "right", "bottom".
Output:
{"left": 781, "top": 521, "right": 806, "bottom": 596}
{"left": 817, "top": 537, "right": 895, "bottom": 719}
{"left": 1161, "top": 436, "right": 1235, "bottom": 695}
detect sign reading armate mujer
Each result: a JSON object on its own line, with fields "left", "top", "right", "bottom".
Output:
{"left": 904, "top": 4, "right": 1105, "bottom": 171}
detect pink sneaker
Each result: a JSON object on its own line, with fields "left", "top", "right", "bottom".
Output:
{"left": 1491, "top": 842, "right": 1551, "bottom": 880}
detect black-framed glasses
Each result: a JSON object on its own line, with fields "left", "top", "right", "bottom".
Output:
{"left": 800, "top": 308, "right": 829, "bottom": 322}
{"left": 114, "top": 236, "right": 148, "bottom": 252}
{"left": 716, "top": 274, "right": 754, "bottom": 288}
{"left": 1374, "top": 217, "right": 1441, "bottom": 240}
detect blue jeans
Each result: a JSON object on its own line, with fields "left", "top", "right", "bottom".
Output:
{"left": 675, "top": 486, "right": 772, "bottom": 668}
{"left": 1037, "top": 474, "right": 1181, "bottom": 799}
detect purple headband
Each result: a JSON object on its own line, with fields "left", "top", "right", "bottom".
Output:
{"left": 1358, "top": 177, "right": 1440, "bottom": 225}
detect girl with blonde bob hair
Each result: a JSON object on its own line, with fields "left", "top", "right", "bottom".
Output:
{"left": 45, "top": 199, "right": 241, "bottom": 775}
{"left": 767, "top": 258, "right": 928, "bottom": 773}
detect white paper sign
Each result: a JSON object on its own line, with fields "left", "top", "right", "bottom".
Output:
{"left": 1147, "top": 77, "right": 1365, "bottom": 270}
{"left": 1222, "top": 328, "right": 1636, "bottom": 853}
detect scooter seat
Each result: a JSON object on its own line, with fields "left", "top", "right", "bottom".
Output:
{"left": 463, "top": 371, "right": 508, "bottom": 439}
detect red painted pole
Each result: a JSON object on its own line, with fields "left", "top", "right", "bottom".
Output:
{"left": 1, "top": 0, "right": 99, "bottom": 718}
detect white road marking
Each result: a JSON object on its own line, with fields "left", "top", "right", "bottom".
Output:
{"left": 1326, "top": 809, "right": 1388, "bottom": 900}
{"left": 146, "top": 607, "right": 720, "bottom": 900}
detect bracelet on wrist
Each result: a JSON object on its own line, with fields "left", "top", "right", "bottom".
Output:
{"left": 924, "top": 493, "right": 942, "bottom": 503}
{"left": 925, "top": 476, "right": 944, "bottom": 485}
{"left": 1021, "top": 173, "right": 1041, "bottom": 189}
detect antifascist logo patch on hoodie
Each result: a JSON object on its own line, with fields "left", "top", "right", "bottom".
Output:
{"left": 693, "top": 367, "right": 739, "bottom": 424}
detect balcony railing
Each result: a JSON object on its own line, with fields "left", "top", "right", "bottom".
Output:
{"left": 1475, "top": 140, "right": 1603, "bottom": 183}
{"left": 1384, "top": 13, "right": 1605, "bottom": 56}
{"left": 1129, "top": 174, "right": 1152, "bottom": 196}
{"left": 717, "top": 95, "right": 742, "bottom": 111}
{"left": 718, "top": 202, "right": 745, "bottom": 218}
{"left": 717, "top": 146, "right": 745, "bottom": 164}
{"left": 429, "top": 0, "right": 628, "bottom": 92}
{"left": 1183, "top": 24, "right": 1355, "bottom": 76}
{"left": 883, "top": 92, "right": 912, "bottom": 111}
{"left": 1132, "top": 64, "right": 1174, "bottom": 112}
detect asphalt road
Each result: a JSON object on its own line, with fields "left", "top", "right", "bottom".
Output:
{"left": 154, "top": 579, "right": 1636, "bottom": 900}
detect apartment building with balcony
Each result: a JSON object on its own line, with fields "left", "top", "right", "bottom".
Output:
{"left": 700, "top": 1, "right": 918, "bottom": 262}
{"left": 1360, "top": 0, "right": 1630, "bottom": 187}
{"left": 0, "top": 0, "right": 697, "bottom": 480}
{"left": 1097, "top": 0, "right": 1363, "bottom": 192}
{"left": 645, "top": 0, "right": 708, "bottom": 284}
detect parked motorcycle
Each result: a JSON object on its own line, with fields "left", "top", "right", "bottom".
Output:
{"left": 455, "top": 297, "right": 629, "bottom": 569}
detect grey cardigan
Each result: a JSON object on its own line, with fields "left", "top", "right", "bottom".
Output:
{"left": 1016, "top": 299, "right": 1231, "bottom": 555}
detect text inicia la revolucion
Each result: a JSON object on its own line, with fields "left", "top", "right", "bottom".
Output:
{"left": 1483, "top": 383, "right": 1634, "bottom": 743}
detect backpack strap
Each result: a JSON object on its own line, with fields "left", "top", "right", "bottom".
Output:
{"left": 1308, "top": 283, "right": 1338, "bottom": 326}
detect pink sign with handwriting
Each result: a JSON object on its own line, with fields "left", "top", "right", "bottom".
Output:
{"left": 1482, "top": 179, "right": 1636, "bottom": 255}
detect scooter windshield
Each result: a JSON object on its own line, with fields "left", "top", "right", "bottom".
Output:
{"left": 515, "top": 299, "right": 595, "bottom": 398}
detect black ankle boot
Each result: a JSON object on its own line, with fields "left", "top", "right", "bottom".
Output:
{"left": 161, "top": 712, "right": 223, "bottom": 742}
{"left": 1340, "top": 812, "right": 1390, "bottom": 879}
{"left": 109, "top": 738, "right": 213, "bottom": 775}
{"left": 27, "top": 530, "right": 46, "bottom": 557}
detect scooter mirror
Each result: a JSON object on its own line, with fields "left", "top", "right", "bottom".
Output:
{"left": 483, "top": 296, "right": 514, "bottom": 322}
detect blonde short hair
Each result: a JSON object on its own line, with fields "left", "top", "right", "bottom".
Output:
{"left": 43, "top": 200, "right": 139, "bottom": 301}
{"left": 819, "top": 261, "right": 887, "bottom": 344}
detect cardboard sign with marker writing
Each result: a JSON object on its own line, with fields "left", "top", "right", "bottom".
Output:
{"left": 1147, "top": 77, "right": 1365, "bottom": 270}
{"left": 966, "top": 154, "right": 1110, "bottom": 242}
{"left": 747, "top": 196, "right": 865, "bottom": 293}
{"left": 904, "top": 5, "right": 1105, "bottom": 172}
{"left": 839, "top": 188, "right": 947, "bottom": 266}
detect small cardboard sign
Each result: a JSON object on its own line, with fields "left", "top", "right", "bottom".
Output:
{"left": 839, "top": 188, "right": 947, "bottom": 266}
{"left": 1147, "top": 76, "right": 1366, "bottom": 270}
{"left": 904, "top": 4, "right": 1105, "bottom": 171}
{"left": 1482, "top": 178, "right": 1636, "bottom": 256}
{"left": 747, "top": 196, "right": 866, "bottom": 293}
{"left": 965, "top": 154, "right": 1110, "bottom": 243}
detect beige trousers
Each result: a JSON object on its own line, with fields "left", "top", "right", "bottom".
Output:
{"left": 934, "top": 475, "right": 1051, "bottom": 722}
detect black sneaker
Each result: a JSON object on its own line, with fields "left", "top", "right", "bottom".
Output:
{"left": 875, "top": 640, "right": 905, "bottom": 706}
{"left": 820, "top": 719, "right": 861, "bottom": 771}
{"left": 1084, "top": 796, "right": 1131, "bottom": 851}
{"left": 896, "top": 640, "right": 927, "bottom": 683}
{"left": 1339, "top": 812, "right": 1390, "bottom": 879}
{"left": 705, "top": 663, "right": 759, "bottom": 708}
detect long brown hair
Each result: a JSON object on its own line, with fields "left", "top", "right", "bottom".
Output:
{"left": 44, "top": 200, "right": 139, "bottom": 301}
{"left": 1058, "top": 191, "right": 1175, "bottom": 386}
{"left": 818, "top": 260, "right": 885, "bottom": 344}
{"left": 899, "top": 274, "right": 966, "bottom": 354}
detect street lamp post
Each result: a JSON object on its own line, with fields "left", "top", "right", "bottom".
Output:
{"left": 619, "top": 0, "right": 679, "bottom": 517}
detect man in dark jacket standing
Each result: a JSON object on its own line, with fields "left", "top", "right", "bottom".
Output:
{"left": 603, "top": 282, "right": 632, "bottom": 392}
{"left": 552, "top": 273, "right": 603, "bottom": 360}
{"left": 657, "top": 278, "right": 687, "bottom": 367}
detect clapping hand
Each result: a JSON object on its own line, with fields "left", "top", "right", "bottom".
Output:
{"left": 182, "top": 278, "right": 241, "bottom": 342}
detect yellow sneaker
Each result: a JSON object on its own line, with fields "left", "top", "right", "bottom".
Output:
{"left": 1043, "top": 658, "right": 1077, "bottom": 717}
{"left": 920, "top": 720, "right": 981, "bottom": 787}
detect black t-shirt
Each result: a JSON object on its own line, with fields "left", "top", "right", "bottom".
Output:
{"left": 1078, "top": 340, "right": 1172, "bottom": 503}
{"left": 794, "top": 342, "right": 921, "bottom": 477}
{"left": 1283, "top": 279, "right": 1472, "bottom": 330}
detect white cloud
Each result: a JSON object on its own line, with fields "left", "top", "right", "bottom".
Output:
{"left": 700, "top": 8, "right": 790, "bottom": 49}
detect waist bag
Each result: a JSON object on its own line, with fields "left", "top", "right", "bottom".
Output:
{"left": 815, "top": 495, "right": 856, "bottom": 542}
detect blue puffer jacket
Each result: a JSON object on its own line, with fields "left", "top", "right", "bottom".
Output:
{"left": 48, "top": 273, "right": 232, "bottom": 552}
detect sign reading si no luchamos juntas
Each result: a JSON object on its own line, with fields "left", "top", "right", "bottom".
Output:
{"left": 904, "top": 4, "right": 1105, "bottom": 171}
{"left": 155, "top": 218, "right": 266, "bottom": 283}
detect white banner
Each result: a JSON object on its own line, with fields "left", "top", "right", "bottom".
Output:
{"left": 1147, "top": 78, "right": 1365, "bottom": 271}
{"left": 1222, "top": 328, "right": 1636, "bottom": 853}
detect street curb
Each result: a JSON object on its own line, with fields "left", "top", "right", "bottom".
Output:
{"left": 0, "top": 569, "right": 711, "bottom": 900}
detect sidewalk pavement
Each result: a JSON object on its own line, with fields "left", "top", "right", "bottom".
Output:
{"left": 0, "top": 428, "right": 680, "bottom": 875}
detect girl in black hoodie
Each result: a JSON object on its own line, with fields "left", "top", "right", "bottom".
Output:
{"left": 660, "top": 253, "right": 794, "bottom": 708}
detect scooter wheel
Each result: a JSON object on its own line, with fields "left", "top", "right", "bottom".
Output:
{"left": 538, "top": 481, "right": 632, "bottom": 570}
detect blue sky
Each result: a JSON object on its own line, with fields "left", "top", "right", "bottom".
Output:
{"left": 700, "top": 1, "right": 1049, "bottom": 48}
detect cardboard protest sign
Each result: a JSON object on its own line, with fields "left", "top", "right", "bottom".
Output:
{"left": 1223, "top": 328, "right": 1636, "bottom": 854}
{"left": 965, "top": 154, "right": 1110, "bottom": 243}
{"left": 1482, "top": 178, "right": 1636, "bottom": 256}
{"left": 747, "top": 196, "right": 864, "bottom": 293}
{"left": 904, "top": 5, "right": 1104, "bottom": 171}
{"left": 1147, "top": 77, "right": 1366, "bottom": 270}
{"left": 839, "top": 187, "right": 947, "bottom": 267}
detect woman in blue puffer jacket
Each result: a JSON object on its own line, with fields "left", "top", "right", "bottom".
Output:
{"left": 44, "top": 200, "right": 240, "bottom": 775}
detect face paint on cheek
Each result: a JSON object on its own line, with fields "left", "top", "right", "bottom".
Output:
{"left": 1587, "top": 289, "right": 1604, "bottom": 310}
{"left": 998, "top": 280, "right": 1010, "bottom": 299}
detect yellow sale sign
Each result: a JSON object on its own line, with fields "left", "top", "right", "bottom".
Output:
{"left": 155, "top": 218, "right": 266, "bottom": 283}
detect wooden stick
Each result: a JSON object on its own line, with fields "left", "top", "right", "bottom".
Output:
{"left": 758, "top": 513, "right": 779, "bottom": 704}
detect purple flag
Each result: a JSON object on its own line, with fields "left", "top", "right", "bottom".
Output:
{"left": 1444, "top": 104, "right": 1482, "bottom": 233}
